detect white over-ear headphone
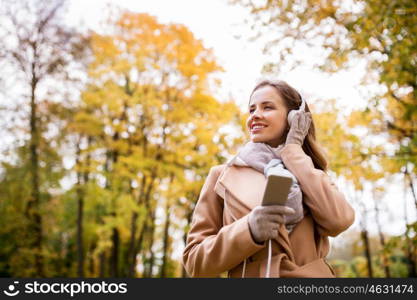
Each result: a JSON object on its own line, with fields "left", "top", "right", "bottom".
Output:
{"left": 287, "top": 95, "right": 306, "bottom": 126}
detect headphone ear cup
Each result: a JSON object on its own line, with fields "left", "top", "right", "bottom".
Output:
{"left": 287, "top": 110, "right": 297, "bottom": 126}
{"left": 288, "top": 97, "right": 306, "bottom": 126}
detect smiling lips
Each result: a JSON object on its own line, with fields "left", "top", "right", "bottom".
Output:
{"left": 251, "top": 123, "right": 268, "bottom": 133}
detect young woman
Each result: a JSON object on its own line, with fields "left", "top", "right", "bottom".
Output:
{"left": 182, "top": 80, "right": 355, "bottom": 277}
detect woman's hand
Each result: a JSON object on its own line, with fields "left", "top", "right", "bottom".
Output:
{"left": 248, "top": 205, "right": 295, "bottom": 244}
{"left": 285, "top": 111, "right": 312, "bottom": 146}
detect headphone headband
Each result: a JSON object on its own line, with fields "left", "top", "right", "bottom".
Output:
{"left": 287, "top": 94, "right": 306, "bottom": 126}
{"left": 299, "top": 96, "right": 306, "bottom": 112}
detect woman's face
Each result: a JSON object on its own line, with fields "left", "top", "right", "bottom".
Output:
{"left": 246, "top": 85, "right": 289, "bottom": 147}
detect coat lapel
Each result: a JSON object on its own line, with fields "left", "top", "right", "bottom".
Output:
{"left": 215, "top": 164, "right": 266, "bottom": 212}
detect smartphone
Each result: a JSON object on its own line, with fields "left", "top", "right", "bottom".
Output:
{"left": 261, "top": 174, "right": 293, "bottom": 206}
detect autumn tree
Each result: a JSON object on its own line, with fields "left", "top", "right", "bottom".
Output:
{"left": 0, "top": 0, "right": 89, "bottom": 276}
{"left": 232, "top": 0, "right": 417, "bottom": 277}
{"left": 66, "top": 10, "right": 243, "bottom": 277}
{"left": 231, "top": 0, "right": 417, "bottom": 200}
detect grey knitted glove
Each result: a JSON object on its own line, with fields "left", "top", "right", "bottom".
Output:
{"left": 285, "top": 111, "right": 312, "bottom": 146}
{"left": 248, "top": 205, "right": 295, "bottom": 244}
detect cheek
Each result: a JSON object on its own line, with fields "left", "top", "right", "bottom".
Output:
{"left": 268, "top": 111, "right": 286, "bottom": 123}
{"left": 245, "top": 117, "right": 251, "bottom": 129}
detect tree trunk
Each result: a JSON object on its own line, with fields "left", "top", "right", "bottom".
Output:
{"left": 147, "top": 219, "right": 156, "bottom": 278}
{"left": 181, "top": 195, "right": 196, "bottom": 278}
{"left": 160, "top": 207, "right": 170, "bottom": 278}
{"left": 88, "top": 243, "right": 95, "bottom": 277}
{"left": 108, "top": 103, "right": 129, "bottom": 277}
{"left": 372, "top": 189, "right": 390, "bottom": 278}
{"left": 76, "top": 185, "right": 84, "bottom": 277}
{"left": 75, "top": 142, "right": 84, "bottom": 277}
{"left": 160, "top": 174, "right": 174, "bottom": 278}
{"left": 376, "top": 218, "right": 390, "bottom": 277}
{"left": 403, "top": 168, "right": 417, "bottom": 277}
{"left": 127, "top": 175, "right": 147, "bottom": 277}
{"left": 110, "top": 227, "right": 120, "bottom": 277}
{"left": 135, "top": 219, "right": 147, "bottom": 277}
{"left": 136, "top": 172, "right": 158, "bottom": 277}
{"left": 26, "top": 65, "right": 43, "bottom": 276}
{"left": 377, "top": 227, "right": 390, "bottom": 278}
{"left": 143, "top": 200, "right": 157, "bottom": 277}
{"left": 159, "top": 202, "right": 171, "bottom": 278}
{"left": 144, "top": 127, "right": 167, "bottom": 278}
{"left": 354, "top": 188, "right": 373, "bottom": 278}
{"left": 404, "top": 219, "right": 417, "bottom": 277}
{"left": 76, "top": 137, "right": 91, "bottom": 277}
{"left": 405, "top": 166, "right": 417, "bottom": 213}
{"left": 361, "top": 229, "right": 373, "bottom": 277}
{"left": 99, "top": 252, "right": 106, "bottom": 277}
{"left": 127, "top": 211, "right": 138, "bottom": 276}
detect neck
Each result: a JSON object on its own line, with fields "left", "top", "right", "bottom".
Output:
{"left": 266, "top": 137, "right": 286, "bottom": 148}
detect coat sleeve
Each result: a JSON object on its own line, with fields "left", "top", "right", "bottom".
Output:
{"left": 280, "top": 144, "right": 355, "bottom": 237}
{"left": 182, "top": 165, "right": 266, "bottom": 277}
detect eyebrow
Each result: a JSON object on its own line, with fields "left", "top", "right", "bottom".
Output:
{"left": 249, "top": 101, "right": 275, "bottom": 108}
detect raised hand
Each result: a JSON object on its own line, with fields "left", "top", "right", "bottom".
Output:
{"left": 285, "top": 111, "right": 312, "bottom": 146}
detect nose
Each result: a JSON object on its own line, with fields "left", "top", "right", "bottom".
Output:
{"left": 250, "top": 107, "right": 263, "bottom": 121}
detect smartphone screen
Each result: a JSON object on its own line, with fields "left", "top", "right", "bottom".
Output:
{"left": 261, "top": 175, "right": 293, "bottom": 206}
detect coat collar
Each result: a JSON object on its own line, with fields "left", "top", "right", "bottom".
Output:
{"left": 215, "top": 164, "right": 267, "bottom": 211}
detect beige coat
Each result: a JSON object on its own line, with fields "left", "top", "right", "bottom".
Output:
{"left": 182, "top": 144, "right": 355, "bottom": 277}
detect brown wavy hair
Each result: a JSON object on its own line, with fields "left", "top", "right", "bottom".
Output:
{"left": 249, "top": 79, "right": 328, "bottom": 172}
